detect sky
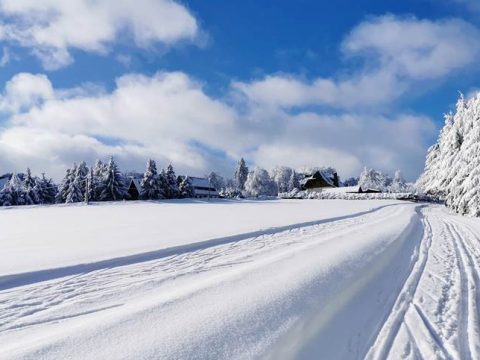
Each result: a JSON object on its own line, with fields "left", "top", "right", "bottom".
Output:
{"left": 0, "top": 0, "right": 480, "bottom": 181}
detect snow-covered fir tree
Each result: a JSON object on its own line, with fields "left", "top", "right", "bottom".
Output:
{"left": 93, "top": 159, "right": 106, "bottom": 178}
{"left": 244, "top": 167, "right": 278, "bottom": 197}
{"left": 270, "top": 166, "right": 293, "bottom": 193}
{"left": 0, "top": 173, "right": 32, "bottom": 206}
{"left": 207, "top": 172, "right": 225, "bottom": 191}
{"left": 34, "top": 174, "right": 57, "bottom": 204}
{"left": 65, "top": 162, "right": 89, "bottom": 203}
{"left": 287, "top": 170, "right": 300, "bottom": 192}
{"left": 162, "top": 164, "right": 179, "bottom": 199}
{"left": 98, "top": 157, "right": 127, "bottom": 201}
{"left": 139, "top": 159, "right": 163, "bottom": 200}
{"left": 358, "top": 167, "right": 391, "bottom": 192}
{"left": 234, "top": 158, "right": 249, "bottom": 191}
{"left": 389, "top": 170, "right": 407, "bottom": 193}
{"left": 418, "top": 92, "right": 480, "bottom": 216}
{"left": 86, "top": 167, "right": 98, "bottom": 202}
{"left": 178, "top": 176, "right": 195, "bottom": 198}
{"left": 56, "top": 167, "right": 75, "bottom": 203}
{"left": 24, "top": 168, "right": 39, "bottom": 204}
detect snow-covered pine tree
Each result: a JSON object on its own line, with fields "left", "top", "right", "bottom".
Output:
{"left": 244, "top": 167, "right": 278, "bottom": 197}
{"left": 86, "top": 167, "right": 97, "bottom": 202}
{"left": 93, "top": 159, "right": 106, "bottom": 178}
{"left": 389, "top": 170, "right": 407, "bottom": 193}
{"left": 358, "top": 167, "right": 390, "bottom": 192}
{"left": 162, "top": 164, "right": 179, "bottom": 199}
{"left": 66, "top": 162, "right": 89, "bottom": 203}
{"left": 418, "top": 92, "right": 480, "bottom": 216}
{"left": 98, "top": 157, "right": 127, "bottom": 201}
{"left": 207, "top": 172, "right": 225, "bottom": 191}
{"left": 34, "top": 174, "right": 57, "bottom": 204}
{"left": 234, "top": 158, "right": 249, "bottom": 191}
{"left": 287, "top": 170, "right": 300, "bottom": 192}
{"left": 56, "top": 166, "right": 75, "bottom": 203}
{"left": 0, "top": 173, "right": 30, "bottom": 206}
{"left": 140, "top": 159, "right": 163, "bottom": 200}
{"left": 178, "top": 176, "right": 195, "bottom": 198}
{"left": 90, "top": 159, "right": 107, "bottom": 200}
{"left": 24, "top": 168, "right": 39, "bottom": 204}
{"left": 445, "top": 94, "right": 480, "bottom": 215}
{"left": 270, "top": 166, "right": 293, "bottom": 193}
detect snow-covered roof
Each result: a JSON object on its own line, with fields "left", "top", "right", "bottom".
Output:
{"left": 299, "top": 171, "right": 335, "bottom": 187}
{"left": 189, "top": 177, "right": 210, "bottom": 188}
{"left": 188, "top": 177, "right": 218, "bottom": 195}
{"left": 0, "top": 173, "right": 10, "bottom": 190}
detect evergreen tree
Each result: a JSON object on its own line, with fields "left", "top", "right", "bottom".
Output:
{"left": 389, "top": 170, "right": 407, "bottom": 193}
{"left": 270, "top": 166, "right": 293, "bottom": 193}
{"left": 418, "top": 92, "right": 480, "bottom": 216}
{"left": 24, "top": 168, "right": 39, "bottom": 204}
{"left": 287, "top": 170, "right": 300, "bottom": 192}
{"left": 0, "top": 173, "right": 31, "bottom": 206}
{"left": 207, "top": 172, "right": 225, "bottom": 191}
{"left": 234, "top": 158, "right": 249, "bottom": 191}
{"left": 98, "top": 157, "right": 127, "bottom": 201}
{"left": 35, "top": 174, "right": 57, "bottom": 204}
{"left": 244, "top": 167, "right": 278, "bottom": 197}
{"left": 140, "top": 159, "right": 163, "bottom": 200}
{"left": 66, "top": 162, "right": 89, "bottom": 203}
{"left": 56, "top": 166, "right": 76, "bottom": 203}
{"left": 178, "top": 176, "right": 195, "bottom": 198}
{"left": 93, "top": 159, "right": 106, "bottom": 178}
{"left": 86, "top": 167, "right": 98, "bottom": 202}
{"left": 358, "top": 167, "right": 390, "bottom": 192}
{"left": 162, "top": 164, "right": 179, "bottom": 199}
{"left": 68, "top": 162, "right": 89, "bottom": 203}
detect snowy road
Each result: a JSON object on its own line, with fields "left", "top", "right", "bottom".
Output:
{"left": 367, "top": 206, "right": 480, "bottom": 360}
{"left": 0, "top": 201, "right": 479, "bottom": 359}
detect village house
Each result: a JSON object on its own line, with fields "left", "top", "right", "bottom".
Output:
{"left": 300, "top": 170, "right": 339, "bottom": 192}
{"left": 188, "top": 177, "right": 219, "bottom": 198}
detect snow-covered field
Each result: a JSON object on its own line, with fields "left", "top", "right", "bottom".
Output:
{"left": 0, "top": 199, "right": 479, "bottom": 359}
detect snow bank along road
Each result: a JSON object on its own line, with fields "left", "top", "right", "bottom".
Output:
{"left": 0, "top": 200, "right": 479, "bottom": 359}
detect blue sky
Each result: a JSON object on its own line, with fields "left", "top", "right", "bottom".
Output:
{"left": 0, "top": 0, "right": 479, "bottom": 180}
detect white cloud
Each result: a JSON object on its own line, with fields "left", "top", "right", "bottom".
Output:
{"left": 0, "top": 0, "right": 199, "bottom": 69}
{"left": 0, "top": 71, "right": 436, "bottom": 180}
{"left": 0, "top": 72, "right": 54, "bottom": 113}
{"left": 234, "top": 16, "right": 480, "bottom": 110}
{"left": 0, "top": 71, "right": 239, "bottom": 178}
{"left": 343, "top": 16, "right": 480, "bottom": 79}
{"left": 3, "top": 16, "right": 465, "bottom": 180}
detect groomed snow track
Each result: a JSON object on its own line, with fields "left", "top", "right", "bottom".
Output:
{"left": 0, "top": 202, "right": 479, "bottom": 359}
{"left": 365, "top": 206, "right": 480, "bottom": 360}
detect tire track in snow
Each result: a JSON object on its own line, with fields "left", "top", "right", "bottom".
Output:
{"left": 367, "top": 206, "right": 480, "bottom": 360}
{"left": 0, "top": 204, "right": 400, "bottom": 291}
{"left": 364, "top": 208, "right": 442, "bottom": 360}
{"left": 0, "top": 204, "right": 406, "bottom": 335}
{"left": 447, "top": 221, "right": 480, "bottom": 359}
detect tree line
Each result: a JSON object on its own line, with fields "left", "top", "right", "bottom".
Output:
{"left": 0, "top": 157, "right": 311, "bottom": 207}
{"left": 0, "top": 157, "right": 192, "bottom": 206}
{"left": 417, "top": 93, "right": 480, "bottom": 216}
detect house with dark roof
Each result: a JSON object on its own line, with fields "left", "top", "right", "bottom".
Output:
{"left": 123, "top": 172, "right": 143, "bottom": 200}
{"left": 300, "top": 171, "right": 339, "bottom": 192}
{"left": 189, "top": 177, "right": 219, "bottom": 198}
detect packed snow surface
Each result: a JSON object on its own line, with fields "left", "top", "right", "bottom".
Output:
{"left": 0, "top": 199, "right": 479, "bottom": 359}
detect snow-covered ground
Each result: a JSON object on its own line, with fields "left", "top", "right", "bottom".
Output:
{"left": 0, "top": 199, "right": 479, "bottom": 359}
